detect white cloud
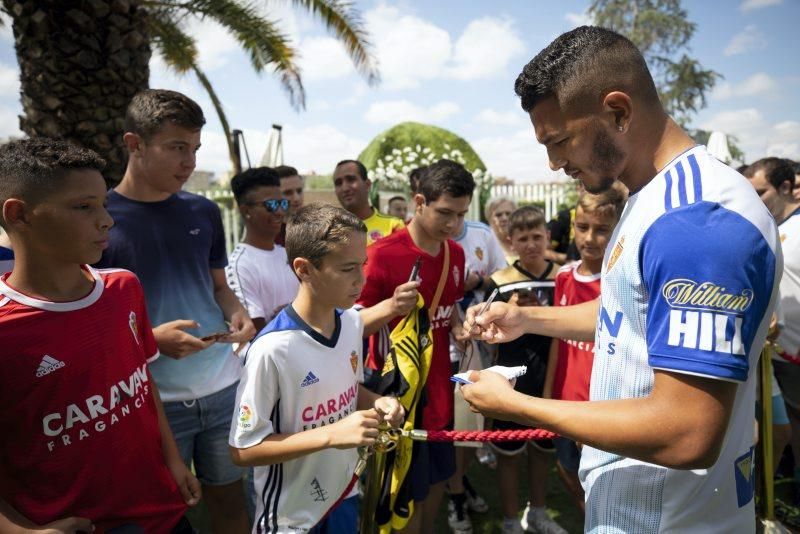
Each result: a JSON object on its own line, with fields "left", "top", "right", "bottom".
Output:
{"left": 446, "top": 17, "right": 525, "bottom": 80}
{"left": 701, "top": 108, "right": 800, "bottom": 162}
{"left": 364, "top": 4, "right": 452, "bottom": 90}
{"left": 297, "top": 36, "right": 355, "bottom": 81}
{"left": 724, "top": 25, "right": 767, "bottom": 56}
{"left": 712, "top": 72, "right": 779, "bottom": 100}
{"left": 0, "top": 62, "right": 19, "bottom": 98}
{"left": 475, "top": 108, "right": 527, "bottom": 127}
{"left": 564, "top": 11, "right": 593, "bottom": 27}
{"left": 740, "top": 0, "right": 782, "bottom": 12}
{"left": 364, "top": 99, "right": 460, "bottom": 125}
{"left": 473, "top": 128, "right": 568, "bottom": 183}
{"left": 0, "top": 104, "right": 23, "bottom": 140}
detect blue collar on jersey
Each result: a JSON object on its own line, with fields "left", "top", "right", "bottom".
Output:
{"left": 0, "top": 246, "right": 13, "bottom": 261}
{"left": 253, "top": 305, "right": 343, "bottom": 349}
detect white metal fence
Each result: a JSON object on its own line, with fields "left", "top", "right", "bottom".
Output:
{"left": 199, "top": 181, "right": 573, "bottom": 255}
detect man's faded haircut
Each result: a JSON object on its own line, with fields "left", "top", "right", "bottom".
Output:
{"left": 125, "top": 89, "right": 205, "bottom": 141}
{"left": 744, "top": 157, "right": 796, "bottom": 191}
{"left": 0, "top": 138, "right": 106, "bottom": 228}
{"left": 286, "top": 203, "right": 367, "bottom": 268}
{"left": 514, "top": 26, "right": 660, "bottom": 114}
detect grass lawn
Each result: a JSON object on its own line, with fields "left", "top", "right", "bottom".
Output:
{"left": 186, "top": 448, "right": 585, "bottom": 533}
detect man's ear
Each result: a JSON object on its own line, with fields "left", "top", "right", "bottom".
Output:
{"left": 780, "top": 180, "right": 793, "bottom": 197}
{"left": 123, "top": 132, "right": 143, "bottom": 156}
{"left": 292, "top": 257, "right": 314, "bottom": 282}
{"left": 602, "top": 91, "right": 633, "bottom": 133}
{"left": 2, "top": 198, "right": 30, "bottom": 231}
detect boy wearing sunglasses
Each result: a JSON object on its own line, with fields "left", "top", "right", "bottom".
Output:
{"left": 227, "top": 167, "right": 299, "bottom": 333}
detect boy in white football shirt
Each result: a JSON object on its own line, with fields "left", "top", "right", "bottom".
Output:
{"left": 229, "top": 203, "right": 404, "bottom": 533}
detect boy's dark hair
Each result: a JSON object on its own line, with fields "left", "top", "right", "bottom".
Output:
{"left": 335, "top": 159, "right": 368, "bottom": 181}
{"left": 388, "top": 195, "right": 406, "bottom": 205}
{"left": 286, "top": 203, "right": 367, "bottom": 268}
{"left": 409, "top": 166, "right": 427, "bottom": 194}
{"left": 230, "top": 167, "right": 280, "bottom": 205}
{"left": 418, "top": 159, "right": 475, "bottom": 203}
{"left": 578, "top": 181, "right": 628, "bottom": 221}
{"left": 744, "top": 157, "right": 795, "bottom": 191}
{"left": 514, "top": 26, "right": 660, "bottom": 114}
{"left": 736, "top": 164, "right": 750, "bottom": 175}
{"left": 125, "top": 89, "right": 205, "bottom": 141}
{"left": 0, "top": 138, "right": 106, "bottom": 228}
{"left": 275, "top": 165, "right": 300, "bottom": 179}
{"left": 508, "top": 205, "right": 547, "bottom": 237}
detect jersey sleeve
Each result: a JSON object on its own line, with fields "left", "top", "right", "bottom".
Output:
{"left": 554, "top": 270, "right": 566, "bottom": 308}
{"left": 129, "top": 273, "right": 160, "bottom": 363}
{"left": 207, "top": 201, "right": 228, "bottom": 270}
{"left": 229, "top": 337, "right": 281, "bottom": 449}
{"left": 486, "top": 231, "right": 509, "bottom": 274}
{"left": 358, "top": 244, "right": 389, "bottom": 308}
{"left": 226, "top": 260, "right": 266, "bottom": 321}
{"left": 640, "top": 203, "right": 778, "bottom": 382}
{"left": 350, "top": 309, "right": 366, "bottom": 384}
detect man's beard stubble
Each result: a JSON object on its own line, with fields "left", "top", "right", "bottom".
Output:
{"left": 583, "top": 125, "right": 625, "bottom": 194}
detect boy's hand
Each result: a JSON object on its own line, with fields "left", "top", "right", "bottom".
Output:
{"left": 220, "top": 310, "right": 256, "bottom": 352}
{"left": 463, "top": 301, "right": 526, "bottom": 344}
{"left": 168, "top": 460, "right": 202, "bottom": 506}
{"left": 154, "top": 320, "right": 213, "bottom": 359}
{"left": 390, "top": 281, "right": 420, "bottom": 317}
{"left": 461, "top": 370, "right": 520, "bottom": 421}
{"left": 39, "top": 516, "right": 93, "bottom": 533}
{"left": 374, "top": 396, "right": 405, "bottom": 428}
{"left": 328, "top": 409, "right": 381, "bottom": 449}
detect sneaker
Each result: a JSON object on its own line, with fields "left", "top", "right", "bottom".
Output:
{"left": 501, "top": 518, "right": 524, "bottom": 534}
{"left": 447, "top": 494, "right": 473, "bottom": 534}
{"left": 463, "top": 476, "right": 489, "bottom": 514}
{"left": 520, "top": 503, "right": 567, "bottom": 534}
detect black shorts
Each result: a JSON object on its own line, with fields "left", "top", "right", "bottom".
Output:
{"left": 408, "top": 440, "right": 456, "bottom": 502}
{"left": 488, "top": 418, "right": 554, "bottom": 456}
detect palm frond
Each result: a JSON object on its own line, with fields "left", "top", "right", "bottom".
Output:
{"left": 287, "top": 0, "right": 379, "bottom": 85}
{"left": 162, "top": 0, "right": 305, "bottom": 109}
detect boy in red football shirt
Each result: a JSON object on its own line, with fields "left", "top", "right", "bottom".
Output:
{"left": 0, "top": 138, "right": 199, "bottom": 533}
{"left": 543, "top": 182, "right": 627, "bottom": 512}
{"left": 358, "top": 159, "right": 474, "bottom": 533}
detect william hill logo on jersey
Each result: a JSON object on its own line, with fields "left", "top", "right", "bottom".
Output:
{"left": 662, "top": 278, "right": 753, "bottom": 355}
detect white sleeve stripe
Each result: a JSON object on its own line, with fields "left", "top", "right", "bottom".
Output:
{"left": 146, "top": 350, "right": 160, "bottom": 363}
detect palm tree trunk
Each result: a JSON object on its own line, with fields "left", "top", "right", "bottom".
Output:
{"left": 2, "top": 0, "right": 152, "bottom": 184}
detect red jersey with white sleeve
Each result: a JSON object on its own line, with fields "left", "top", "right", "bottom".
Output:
{"left": 0, "top": 266, "right": 186, "bottom": 533}
{"left": 358, "top": 227, "right": 465, "bottom": 431}
{"left": 551, "top": 261, "right": 601, "bottom": 402}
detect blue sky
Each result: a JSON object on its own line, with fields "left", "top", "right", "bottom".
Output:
{"left": 1, "top": 0, "right": 798, "bottom": 183}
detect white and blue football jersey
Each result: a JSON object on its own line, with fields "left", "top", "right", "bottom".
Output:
{"left": 580, "top": 145, "right": 782, "bottom": 533}
{"left": 230, "top": 306, "right": 365, "bottom": 534}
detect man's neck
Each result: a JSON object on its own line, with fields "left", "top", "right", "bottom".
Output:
{"left": 115, "top": 168, "right": 172, "bottom": 202}
{"left": 243, "top": 229, "right": 276, "bottom": 251}
{"left": 621, "top": 116, "right": 696, "bottom": 194}
{"left": 519, "top": 257, "right": 549, "bottom": 278}
{"left": 292, "top": 286, "right": 336, "bottom": 338}
{"left": 5, "top": 249, "right": 94, "bottom": 302}
{"left": 407, "top": 219, "right": 442, "bottom": 256}
{"left": 353, "top": 204, "right": 374, "bottom": 221}
{"left": 577, "top": 258, "right": 602, "bottom": 276}
{"left": 779, "top": 200, "right": 800, "bottom": 225}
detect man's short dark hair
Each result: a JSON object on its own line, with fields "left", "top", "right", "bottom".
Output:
{"left": 335, "top": 159, "right": 368, "bottom": 181}
{"left": 409, "top": 166, "right": 427, "bottom": 194}
{"left": 744, "top": 157, "right": 796, "bottom": 191}
{"left": 418, "top": 159, "right": 475, "bottom": 203}
{"left": 286, "top": 203, "right": 367, "bottom": 268}
{"left": 388, "top": 196, "right": 406, "bottom": 205}
{"left": 514, "top": 26, "right": 660, "bottom": 113}
{"left": 125, "top": 89, "right": 206, "bottom": 141}
{"left": 736, "top": 164, "right": 749, "bottom": 175}
{"left": 275, "top": 165, "right": 300, "bottom": 179}
{"left": 0, "top": 138, "right": 106, "bottom": 228}
{"left": 230, "top": 167, "right": 280, "bottom": 205}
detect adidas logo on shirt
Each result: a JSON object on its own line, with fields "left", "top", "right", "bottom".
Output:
{"left": 300, "top": 371, "right": 320, "bottom": 388}
{"left": 36, "top": 355, "right": 65, "bottom": 377}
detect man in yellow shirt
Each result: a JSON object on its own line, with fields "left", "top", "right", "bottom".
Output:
{"left": 333, "top": 159, "right": 404, "bottom": 246}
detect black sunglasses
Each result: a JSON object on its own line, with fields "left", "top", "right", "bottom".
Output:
{"left": 247, "top": 199, "right": 290, "bottom": 213}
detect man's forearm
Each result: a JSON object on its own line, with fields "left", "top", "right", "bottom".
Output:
{"left": 522, "top": 298, "right": 599, "bottom": 341}
{"left": 214, "top": 284, "right": 246, "bottom": 321}
{"left": 359, "top": 300, "right": 395, "bottom": 337}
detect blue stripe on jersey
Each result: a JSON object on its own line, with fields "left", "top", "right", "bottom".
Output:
{"left": 689, "top": 154, "right": 703, "bottom": 201}
{"left": 664, "top": 171, "right": 673, "bottom": 210}
{"left": 0, "top": 246, "right": 13, "bottom": 260}
{"left": 640, "top": 201, "right": 776, "bottom": 381}
{"left": 676, "top": 161, "right": 688, "bottom": 206}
